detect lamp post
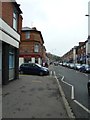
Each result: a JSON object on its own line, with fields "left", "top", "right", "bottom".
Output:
{"left": 85, "top": 14, "right": 90, "bottom": 65}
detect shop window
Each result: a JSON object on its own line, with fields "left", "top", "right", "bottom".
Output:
{"left": 24, "top": 58, "right": 31, "bottom": 63}
{"left": 9, "top": 47, "right": 15, "bottom": 69}
{"left": 0, "top": 52, "right": 1, "bottom": 70}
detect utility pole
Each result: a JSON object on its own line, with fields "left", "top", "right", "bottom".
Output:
{"left": 85, "top": 1, "right": 90, "bottom": 65}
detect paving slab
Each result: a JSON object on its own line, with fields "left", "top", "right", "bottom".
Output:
{"left": 2, "top": 75, "right": 68, "bottom": 118}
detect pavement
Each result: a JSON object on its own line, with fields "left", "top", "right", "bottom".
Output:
{"left": 2, "top": 72, "right": 69, "bottom": 118}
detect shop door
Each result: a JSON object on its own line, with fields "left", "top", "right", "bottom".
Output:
{"left": 9, "top": 46, "right": 15, "bottom": 80}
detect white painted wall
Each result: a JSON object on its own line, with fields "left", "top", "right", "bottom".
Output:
{"left": 0, "top": 18, "right": 20, "bottom": 42}
{"left": 0, "top": 18, "right": 20, "bottom": 48}
{"left": 31, "top": 57, "right": 35, "bottom": 63}
{"left": 73, "top": 47, "right": 77, "bottom": 64}
{"left": 38, "top": 58, "right": 41, "bottom": 65}
{"left": 0, "top": 31, "right": 19, "bottom": 48}
{"left": 19, "top": 58, "right": 24, "bottom": 66}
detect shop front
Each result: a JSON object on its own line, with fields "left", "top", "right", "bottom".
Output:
{"left": 9, "top": 46, "right": 15, "bottom": 80}
{"left": 2, "top": 42, "right": 19, "bottom": 85}
{"left": 19, "top": 54, "right": 42, "bottom": 65}
{"left": 0, "top": 41, "right": 2, "bottom": 85}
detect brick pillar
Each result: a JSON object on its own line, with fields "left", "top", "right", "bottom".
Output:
{"left": 14, "top": 48, "right": 19, "bottom": 79}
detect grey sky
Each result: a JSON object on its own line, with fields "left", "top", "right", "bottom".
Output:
{"left": 16, "top": 0, "right": 89, "bottom": 56}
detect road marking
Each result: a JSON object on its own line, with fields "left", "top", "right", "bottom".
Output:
{"left": 54, "top": 75, "right": 75, "bottom": 118}
{"left": 57, "top": 73, "right": 90, "bottom": 114}
{"left": 72, "top": 86, "right": 74, "bottom": 100}
{"left": 83, "top": 73, "right": 88, "bottom": 77}
{"left": 74, "top": 100, "right": 90, "bottom": 114}
{"left": 60, "top": 75, "right": 74, "bottom": 100}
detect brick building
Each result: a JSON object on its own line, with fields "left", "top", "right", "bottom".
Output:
{"left": 0, "top": 0, "right": 22, "bottom": 85}
{"left": 76, "top": 42, "right": 86, "bottom": 64}
{"left": 19, "top": 27, "right": 46, "bottom": 66}
{"left": 61, "top": 41, "right": 88, "bottom": 64}
{"left": 61, "top": 48, "right": 73, "bottom": 63}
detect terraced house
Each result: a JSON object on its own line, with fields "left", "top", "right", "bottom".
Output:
{"left": 19, "top": 27, "right": 46, "bottom": 66}
{"left": 61, "top": 41, "right": 89, "bottom": 64}
{"left": 0, "top": 0, "right": 22, "bottom": 85}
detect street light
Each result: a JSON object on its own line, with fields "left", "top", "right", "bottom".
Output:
{"left": 85, "top": 14, "right": 90, "bottom": 65}
{"left": 85, "top": 14, "right": 90, "bottom": 16}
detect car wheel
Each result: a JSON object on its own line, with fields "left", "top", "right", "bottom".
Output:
{"left": 88, "top": 91, "right": 90, "bottom": 96}
{"left": 88, "top": 89, "right": 90, "bottom": 96}
{"left": 39, "top": 72, "right": 43, "bottom": 76}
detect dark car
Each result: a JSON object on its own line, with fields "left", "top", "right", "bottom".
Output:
{"left": 85, "top": 65, "right": 90, "bottom": 73}
{"left": 79, "top": 64, "right": 90, "bottom": 73}
{"left": 79, "top": 64, "right": 86, "bottom": 72}
{"left": 19, "top": 63, "right": 49, "bottom": 76}
{"left": 87, "top": 80, "right": 90, "bottom": 96}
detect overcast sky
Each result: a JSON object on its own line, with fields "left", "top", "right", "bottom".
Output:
{"left": 16, "top": 0, "right": 89, "bottom": 56}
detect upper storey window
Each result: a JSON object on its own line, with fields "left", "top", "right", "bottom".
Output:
{"left": 13, "top": 11, "right": 18, "bottom": 31}
{"left": 26, "top": 32, "right": 30, "bottom": 39}
{"left": 34, "top": 44, "right": 39, "bottom": 53}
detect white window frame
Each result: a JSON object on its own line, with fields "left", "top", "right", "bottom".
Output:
{"left": 26, "top": 32, "right": 30, "bottom": 39}
{"left": 13, "top": 11, "right": 18, "bottom": 31}
{"left": 34, "top": 44, "right": 39, "bottom": 53}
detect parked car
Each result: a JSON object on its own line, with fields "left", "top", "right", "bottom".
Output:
{"left": 62, "top": 62, "right": 67, "bottom": 67}
{"left": 75, "top": 63, "right": 82, "bottom": 70}
{"left": 54, "top": 62, "right": 59, "bottom": 66}
{"left": 19, "top": 63, "right": 49, "bottom": 76}
{"left": 65, "top": 63, "right": 70, "bottom": 67}
{"left": 79, "top": 64, "right": 90, "bottom": 73}
{"left": 69, "top": 63, "right": 75, "bottom": 69}
{"left": 84, "top": 65, "right": 90, "bottom": 73}
{"left": 79, "top": 64, "right": 86, "bottom": 72}
{"left": 87, "top": 80, "right": 90, "bottom": 96}
{"left": 59, "top": 62, "right": 63, "bottom": 66}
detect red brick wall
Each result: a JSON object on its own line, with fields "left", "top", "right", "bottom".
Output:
{"left": 2, "top": 2, "right": 22, "bottom": 34}
{"left": 42, "top": 47, "right": 46, "bottom": 61}
{"left": 20, "top": 42, "right": 34, "bottom": 54}
{"left": 33, "top": 32, "right": 43, "bottom": 44}
{"left": 18, "top": 15, "right": 23, "bottom": 34}
{"left": 21, "top": 31, "right": 43, "bottom": 44}
{"left": 0, "top": 1, "right": 2, "bottom": 18}
{"left": 20, "top": 30, "right": 44, "bottom": 58}
{"left": 2, "top": 2, "right": 13, "bottom": 27}
{"left": 77, "top": 46, "right": 86, "bottom": 57}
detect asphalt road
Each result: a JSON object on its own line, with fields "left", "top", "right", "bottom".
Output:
{"left": 51, "top": 65, "right": 90, "bottom": 118}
